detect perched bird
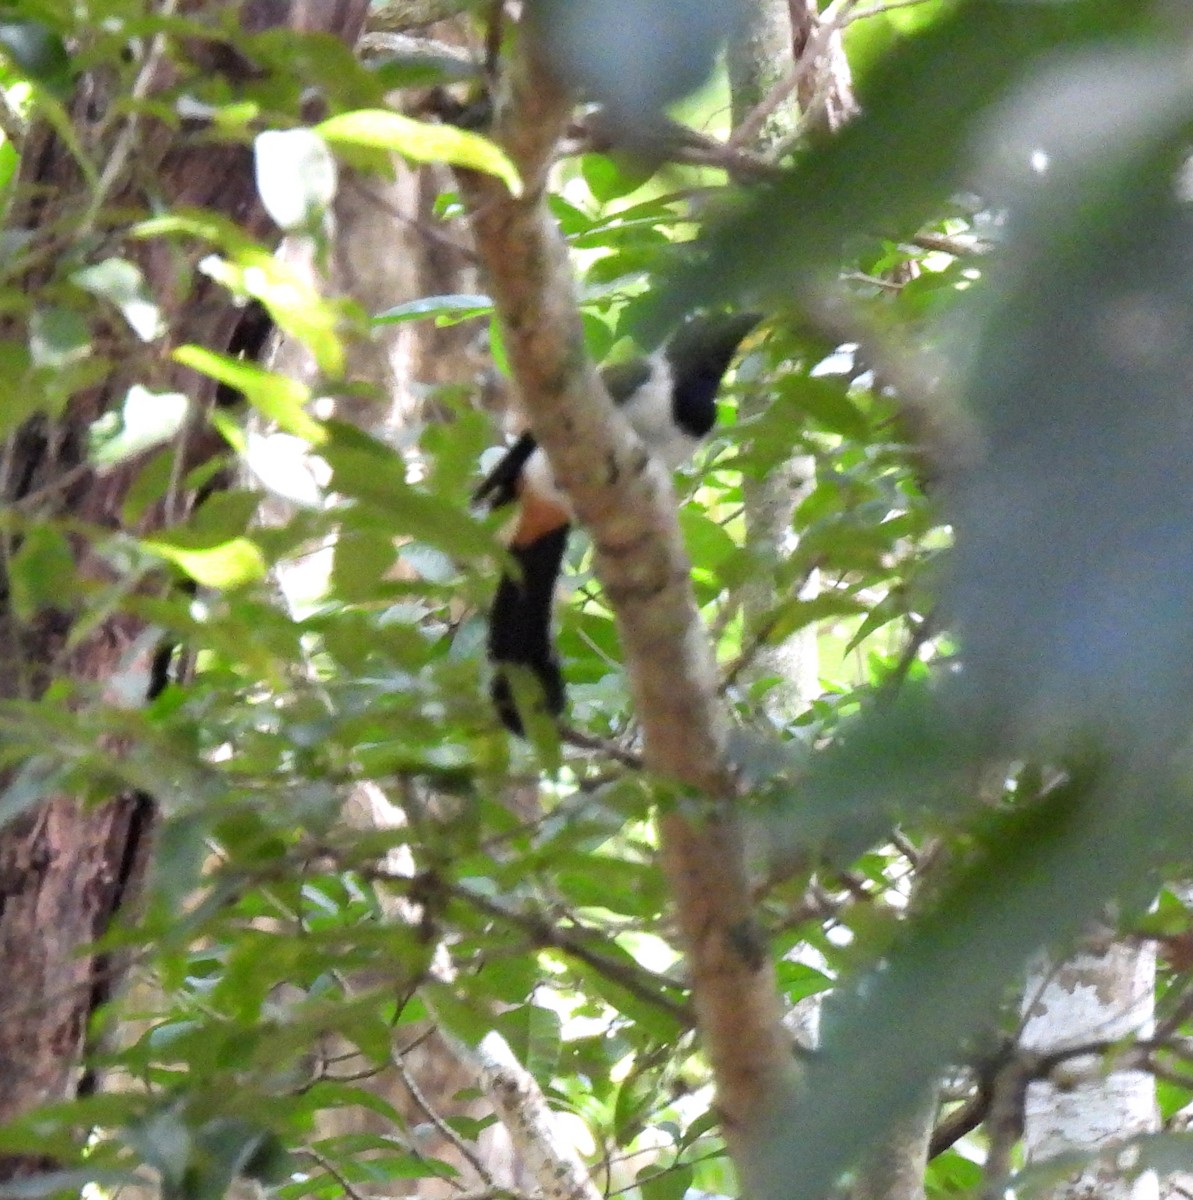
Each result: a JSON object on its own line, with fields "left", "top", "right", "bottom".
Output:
{"left": 475, "top": 311, "right": 761, "bottom": 735}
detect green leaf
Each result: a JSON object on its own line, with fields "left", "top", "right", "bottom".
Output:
{"left": 330, "top": 527, "right": 398, "bottom": 603}
{"left": 322, "top": 431, "right": 498, "bottom": 562}
{"left": 941, "top": 47, "right": 1193, "bottom": 756}
{"left": 174, "top": 346, "right": 325, "bottom": 444}
{"left": 8, "top": 525, "right": 77, "bottom": 621}
{"left": 196, "top": 253, "right": 347, "bottom": 379}
{"left": 0, "top": 756, "right": 64, "bottom": 826}
{"left": 679, "top": 508, "right": 736, "bottom": 572}
{"left": 316, "top": 110, "right": 522, "bottom": 196}
{"left": 0, "top": 1169, "right": 145, "bottom": 1198}
{"left": 759, "top": 593, "right": 868, "bottom": 645}
{"left": 0, "top": 20, "right": 71, "bottom": 91}
{"left": 0, "top": 340, "right": 36, "bottom": 432}
{"left": 497, "top": 1003, "right": 562, "bottom": 1083}
{"left": 90, "top": 386, "right": 190, "bottom": 466}
{"left": 368, "top": 49, "right": 480, "bottom": 92}
{"left": 127, "top": 1106, "right": 192, "bottom": 1192}
{"left": 773, "top": 376, "right": 870, "bottom": 441}
{"left": 0, "top": 137, "right": 19, "bottom": 195}
{"left": 142, "top": 536, "right": 267, "bottom": 590}
{"left": 372, "top": 293, "right": 493, "bottom": 327}
{"left": 29, "top": 305, "right": 90, "bottom": 369}
{"left": 639, "top": 1161, "right": 693, "bottom": 1200}
{"left": 582, "top": 153, "right": 654, "bottom": 203}
{"left": 754, "top": 682, "right": 981, "bottom": 869}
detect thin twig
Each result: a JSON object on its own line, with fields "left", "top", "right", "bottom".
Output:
{"left": 444, "top": 882, "right": 694, "bottom": 1026}
{"left": 80, "top": 0, "right": 180, "bottom": 237}
{"left": 394, "top": 1051, "right": 497, "bottom": 1191}
{"left": 560, "top": 724, "right": 644, "bottom": 769}
{"left": 1149, "top": 976, "right": 1193, "bottom": 1044}
{"left": 299, "top": 1147, "right": 374, "bottom": 1200}
{"left": 845, "top": 0, "right": 939, "bottom": 24}
{"left": 346, "top": 175, "right": 480, "bottom": 265}
{"left": 718, "top": 561, "right": 825, "bottom": 694}
{"left": 912, "top": 231, "right": 992, "bottom": 258}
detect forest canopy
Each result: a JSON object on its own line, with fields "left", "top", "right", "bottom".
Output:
{"left": 0, "top": 3, "right": 1191, "bottom": 1200}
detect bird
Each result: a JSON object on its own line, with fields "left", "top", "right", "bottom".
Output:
{"left": 475, "top": 311, "right": 762, "bottom": 735}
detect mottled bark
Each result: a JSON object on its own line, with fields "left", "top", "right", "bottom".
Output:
{"left": 369, "top": 0, "right": 473, "bottom": 33}
{"left": 1021, "top": 939, "right": 1158, "bottom": 1200}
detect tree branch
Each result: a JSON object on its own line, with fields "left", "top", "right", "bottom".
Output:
{"left": 454, "top": 17, "right": 798, "bottom": 1190}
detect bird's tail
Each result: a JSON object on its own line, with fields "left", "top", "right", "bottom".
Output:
{"left": 488, "top": 524, "right": 571, "bottom": 735}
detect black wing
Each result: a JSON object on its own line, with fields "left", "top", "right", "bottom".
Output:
{"left": 473, "top": 432, "right": 538, "bottom": 509}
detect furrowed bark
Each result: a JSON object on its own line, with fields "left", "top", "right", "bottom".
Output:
{"left": 0, "top": 0, "right": 369, "bottom": 1182}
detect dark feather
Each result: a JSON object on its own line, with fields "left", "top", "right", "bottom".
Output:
{"left": 473, "top": 431, "right": 539, "bottom": 510}
{"left": 488, "top": 524, "right": 571, "bottom": 734}
{"left": 666, "top": 311, "right": 762, "bottom": 437}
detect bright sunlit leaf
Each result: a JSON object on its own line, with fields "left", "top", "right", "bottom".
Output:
{"left": 173, "top": 345, "right": 326, "bottom": 445}
{"left": 141, "top": 536, "right": 267, "bottom": 589}
{"left": 316, "top": 109, "right": 522, "bottom": 195}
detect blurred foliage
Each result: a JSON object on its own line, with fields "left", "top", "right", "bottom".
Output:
{"left": 3, "top": 3, "right": 1193, "bottom": 1200}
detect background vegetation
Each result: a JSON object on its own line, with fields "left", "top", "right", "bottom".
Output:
{"left": 1, "top": 2, "right": 1192, "bottom": 1200}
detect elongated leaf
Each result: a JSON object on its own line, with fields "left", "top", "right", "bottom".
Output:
{"left": 72, "top": 258, "right": 165, "bottom": 341}
{"left": 0, "top": 20, "right": 71, "bottom": 90}
{"left": 174, "top": 346, "right": 325, "bottom": 445}
{"left": 373, "top": 293, "right": 493, "bottom": 326}
{"left": 141, "top": 536, "right": 267, "bottom": 590}
{"left": 317, "top": 109, "right": 521, "bottom": 195}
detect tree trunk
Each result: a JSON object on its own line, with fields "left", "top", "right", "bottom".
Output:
{"left": 0, "top": 0, "right": 368, "bottom": 1183}
{"left": 1021, "top": 938, "right": 1158, "bottom": 1200}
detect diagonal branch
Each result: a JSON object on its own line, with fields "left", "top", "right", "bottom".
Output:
{"left": 455, "top": 18, "right": 798, "bottom": 1189}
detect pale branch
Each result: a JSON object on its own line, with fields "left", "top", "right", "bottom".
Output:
{"left": 438, "top": 1025, "right": 606, "bottom": 1200}
{"left": 367, "top": 0, "right": 473, "bottom": 32}
{"left": 559, "top": 724, "right": 644, "bottom": 769}
{"left": 361, "top": 865, "right": 689, "bottom": 1021}
{"left": 979, "top": 1057, "right": 1033, "bottom": 1200}
{"left": 844, "top": 0, "right": 940, "bottom": 23}
{"left": 455, "top": 42, "right": 730, "bottom": 787}
{"left": 567, "top": 111, "right": 778, "bottom": 184}
{"left": 1152, "top": 978, "right": 1193, "bottom": 1044}
{"left": 454, "top": 19, "right": 798, "bottom": 1191}
{"left": 717, "top": 560, "right": 825, "bottom": 694}
{"left": 912, "top": 231, "right": 992, "bottom": 257}
{"left": 930, "top": 1088, "right": 988, "bottom": 1157}
{"left": 356, "top": 31, "right": 477, "bottom": 66}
